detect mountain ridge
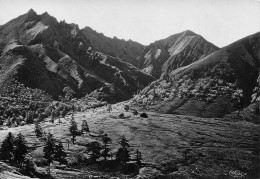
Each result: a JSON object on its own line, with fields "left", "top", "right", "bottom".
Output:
{"left": 0, "top": 9, "right": 155, "bottom": 102}
{"left": 136, "top": 30, "right": 219, "bottom": 78}
{"left": 132, "top": 31, "right": 259, "bottom": 120}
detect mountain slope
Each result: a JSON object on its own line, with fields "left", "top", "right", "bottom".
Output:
{"left": 136, "top": 30, "right": 218, "bottom": 78}
{"left": 81, "top": 26, "right": 144, "bottom": 66}
{"left": 133, "top": 32, "right": 259, "bottom": 118}
{"left": 0, "top": 9, "right": 155, "bottom": 102}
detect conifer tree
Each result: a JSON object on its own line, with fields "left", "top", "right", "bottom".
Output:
{"left": 81, "top": 120, "right": 90, "bottom": 133}
{"left": 34, "top": 122, "right": 43, "bottom": 138}
{"left": 50, "top": 111, "right": 55, "bottom": 124}
{"left": 69, "top": 114, "right": 78, "bottom": 144}
{"left": 54, "top": 141, "right": 67, "bottom": 165}
{"left": 13, "top": 133, "right": 29, "bottom": 163}
{"left": 43, "top": 133, "right": 56, "bottom": 166}
{"left": 86, "top": 141, "right": 102, "bottom": 162}
{"left": 0, "top": 132, "right": 14, "bottom": 161}
{"left": 134, "top": 149, "right": 142, "bottom": 165}
{"left": 115, "top": 136, "right": 130, "bottom": 163}
{"left": 101, "top": 134, "right": 112, "bottom": 160}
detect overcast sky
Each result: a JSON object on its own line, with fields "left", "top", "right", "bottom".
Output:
{"left": 0, "top": 0, "right": 259, "bottom": 47}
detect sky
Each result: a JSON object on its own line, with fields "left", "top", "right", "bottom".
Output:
{"left": 0, "top": 0, "right": 259, "bottom": 47}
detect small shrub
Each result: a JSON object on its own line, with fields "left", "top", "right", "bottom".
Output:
{"left": 119, "top": 113, "right": 125, "bottom": 119}
{"left": 76, "top": 153, "right": 87, "bottom": 163}
{"left": 140, "top": 113, "right": 148, "bottom": 118}
{"left": 124, "top": 105, "right": 130, "bottom": 112}
{"left": 133, "top": 109, "right": 138, "bottom": 116}
{"left": 107, "top": 104, "right": 112, "bottom": 113}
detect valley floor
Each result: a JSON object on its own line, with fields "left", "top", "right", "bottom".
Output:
{"left": 0, "top": 101, "right": 259, "bottom": 178}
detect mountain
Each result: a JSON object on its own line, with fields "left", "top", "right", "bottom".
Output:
{"left": 0, "top": 9, "right": 155, "bottom": 102}
{"left": 81, "top": 26, "right": 144, "bottom": 67}
{"left": 132, "top": 32, "right": 259, "bottom": 119}
{"left": 136, "top": 30, "right": 219, "bottom": 78}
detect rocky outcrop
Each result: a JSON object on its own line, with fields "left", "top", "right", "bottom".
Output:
{"left": 137, "top": 30, "right": 218, "bottom": 78}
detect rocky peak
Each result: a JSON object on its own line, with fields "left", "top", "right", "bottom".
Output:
{"left": 138, "top": 30, "right": 218, "bottom": 78}
{"left": 24, "top": 8, "right": 39, "bottom": 22}
{"left": 40, "top": 11, "right": 58, "bottom": 24}
{"left": 182, "top": 30, "right": 197, "bottom": 36}
{"left": 27, "top": 8, "right": 37, "bottom": 15}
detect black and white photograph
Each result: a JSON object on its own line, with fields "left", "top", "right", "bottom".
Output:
{"left": 0, "top": 0, "right": 259, "bottom": 178}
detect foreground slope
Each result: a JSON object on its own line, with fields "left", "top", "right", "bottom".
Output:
{"left": 133, "top": 32, "right": 259, "bottom": 118}
{"left": 136, "top": 30, "right": 218, "bottom": 78}
{"left": 0, "top": 102, "right": 259, "bottom": 178}
{"left": 0, "top": 9, "right": 155, "bottom": 101}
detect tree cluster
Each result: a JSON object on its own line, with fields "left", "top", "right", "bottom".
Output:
{"left": 43, "top": 133, "right": 67, "bottom": 166}
{"left": 85, "top": 135, "right": 143, "bottom": 166}
{"left": 0, "top": 132, "right": 29, "bottom": 165}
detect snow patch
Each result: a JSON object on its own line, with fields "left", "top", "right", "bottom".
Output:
{"left": 27, "top": 22, "right": 48, "bottom": 39}
{"left": 168, "top": 36, "right": 195, "bottom": 56}
{"left": 144, "top": 49, "right": 152, "bottom": 60}
{"left": 155, "top": 49, "right": 161, "bottom": 59}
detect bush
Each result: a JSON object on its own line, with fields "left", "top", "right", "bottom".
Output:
{"left": 133, "top": 109, "right": 138, "bottom": 116}
{"left": 119, "top": 113, "right": 125, "bottom": 119}
{"left": 140, "top": 113, "right": 148, "bottom": 118}
{"left": 19, "top": 157, "right": 37, "bottom": 177}
{"left": 76, "top": 153, "right": 87, "bottom": 163}
{"left": 124, "top": 105, "right": 130, "bottom": 112}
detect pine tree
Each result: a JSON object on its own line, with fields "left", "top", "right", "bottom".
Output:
{"left": 118, "top": 135, "right": 130, "bottom": 149}
{"left": 0, "top": 132, "right": 14, "bottom": 161}
{"left": 81, "top": 120, "right": 90, "bottom": 134}
{"left": 115, "top": 136, "right": 130, "bottom": 163}
{"left": 86, "top": 141, "right": 102, "bottom": 162}
{"left": 43, "top": 133, "right": 56, "bottom": 165}
{"left": 13, "top": 133, "right": 29, "bottom": 163}
{"left": 34, "top": 122, "right": 43, "bottom": 138}
{"left": 26, "top": 111, "right": 33, "bottom": 124}
{"left": 101, "top": 134, "right": 112, "bottom": 160}
{"left": 134, "top": 149, "right": 142, "bottom": 165}
{"left": 54, "top": 141, "right": 67, "bottom": 165}
{"left": 69, "top": 114, "right": 78, "bottom": 144}
{"left": 50, "top": 111, "right": 55, "bottom": 124}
